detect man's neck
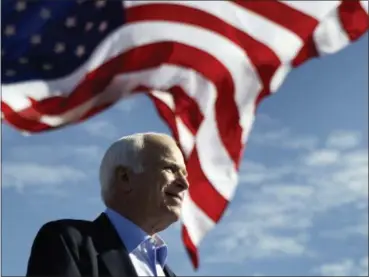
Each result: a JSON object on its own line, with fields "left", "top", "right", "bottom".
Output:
{"left": 107, "top": 204, "right": 163, "bottom": 235}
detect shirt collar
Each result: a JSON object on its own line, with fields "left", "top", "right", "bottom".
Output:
{"left": 104, "top": 208, "right": 168, "bottom": 267}
{"left": 149, "top": 234, "right": 168, "bottom": 267}
{"left": 105, "top": 208, "right": 150, "bottom": 253}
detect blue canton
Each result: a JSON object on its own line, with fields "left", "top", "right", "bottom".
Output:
{"left": 1, "top": 0, "right": 125, "bottom": 84}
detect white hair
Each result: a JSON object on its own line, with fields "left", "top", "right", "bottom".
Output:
{"left": 99, "top": 133, "right": 146, "bottom": 203}
{"left": 99, "top": 132, "right": 170, "bottom": 203}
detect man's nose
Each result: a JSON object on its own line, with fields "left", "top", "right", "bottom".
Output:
{"left": 176, "top": 173, "right": 189, "bottom": 190}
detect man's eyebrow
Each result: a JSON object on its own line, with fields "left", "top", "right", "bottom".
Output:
{"left": 163, "top": 160, "right": 179, "bottom": 167}
{"left": 163, "top": 160, "right": 188, "bottom": 175}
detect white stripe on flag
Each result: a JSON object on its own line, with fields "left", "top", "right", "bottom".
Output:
{"left": 196, "top": 107, "right": 238, "bottom": 201}
{"left": 360, "top": 0, "right": 369, "bottom": 13}
{"left": 151, "top": 90, "right": 175, "bottom": 110}
{"left": 175, "top": 117, "right": 196, "bottom": 159}
{"left": 313, "top": 6, "right": 350, "bottom": 55}
{"left": 181, "top": 193, "right": 215, "bottom": 246}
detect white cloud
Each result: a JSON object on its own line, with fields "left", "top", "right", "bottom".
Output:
{"left": 344, "top": 149, "right": 368, "bottom": 166}
{"left": 303, "top": 149, "right": 340, "bottom": 166}
{"left": 206, "top": 182, "right": 313, "bottom": 262}
{"left": 250, "top": 124, "right": 363, "bottom": 153}
{"left": 238, "top": 160, "right": 293, "bottom": 185}
{"left": 315, "top": 256, "right": 368, "bottom": 276}
{"left": 206, "top": 221, "right": 309, "bottom": 263}
{"left": 2, "top": 143, "right": 104, "bottom": 196}
{"left": 2, "top": 162, "right": 86, "bottom": 192}
{"left": 83, "top": 120, "right": 118, "bottom": 139}
{"left": 256, "top": 234, "right": 307, "bottom": 256}
{"left": 309, "top": 151, "right": 368, "bottom": 211}
{"left": 250, "top": 113, "right": 320, "bottom": 150}
{"left": 250, "top": 127, "right": 318, "bottom": 150}
{"left": 326, "top": 130, "right": 361, "bottom": 149}
{"left": 205, "top": 130, "right": 368, "bottom": 264}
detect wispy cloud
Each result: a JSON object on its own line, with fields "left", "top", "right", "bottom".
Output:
{"left": 250, "top": 120, "right": 363, "bottom": 153}
{"left": 249, "top": 127, "right": 318, "bottom": 150}
{"left": 3, "top": 144, "right": 103, "bottom": 195}
{"left": 314, "top": 256, "right": 368, "bottom": 276}
{"left": 303, "top": 149, "right": 340, "bottom": 166}
{"left": 326, "top": 130, "right": 362, "bottom": 150}
{"left": 239, "top": 160, "right": 294, "bottom": 185}
{"left": 3, "top": 162, "right": 86, "bottom": 192}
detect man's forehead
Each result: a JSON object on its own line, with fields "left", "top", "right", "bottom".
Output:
{"left": 142, "top": 138, "right": 183, "bottom": 161}
{"left": 155, "top": 148, "right": 185, "bottom": 164}
{"left": 160, "top": 155, "right": 185, "bottom": 164}
{"left": 145, "top": 133, "right": 175, "bottom": 146}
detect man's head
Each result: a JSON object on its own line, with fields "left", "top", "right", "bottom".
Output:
{"left": 99, "top": 132, "right": 189, "bottom": 234}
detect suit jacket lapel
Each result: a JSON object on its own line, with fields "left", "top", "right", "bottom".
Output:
{"left": 93, "top": 213, "right": 137, "bottom": 277}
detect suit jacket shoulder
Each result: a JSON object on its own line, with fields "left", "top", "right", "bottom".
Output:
{"left": 37, "top": 218, "right": 92, "bottom": 246}
{"left": 27, "top": 213, "right": 176, "bottom": 277}
{"left": 27, "top": 218, "right": 96, "bottom": 276}
{"left": 27, "top": 214, "right": 126, "bottom": 276}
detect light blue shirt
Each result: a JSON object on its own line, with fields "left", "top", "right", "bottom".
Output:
{"left": 105, "top": 208, "right": 168, "bottom": 276}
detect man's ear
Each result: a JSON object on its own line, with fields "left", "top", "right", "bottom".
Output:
{"left": 114, "top": 165, "right": 132, "bottom": 193}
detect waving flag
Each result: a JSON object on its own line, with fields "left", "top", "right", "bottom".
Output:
{"left": 2, "top": 0, "right": 368, "bottom": 269}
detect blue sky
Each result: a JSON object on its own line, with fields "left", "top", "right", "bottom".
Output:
{"left": 2, "top": 34, "right": 368, "bottom": 276}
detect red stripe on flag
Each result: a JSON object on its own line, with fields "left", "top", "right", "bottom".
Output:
{"left": 78, "top": 102, "right": 116, "bottom": 122}
{"left": 136, "top": 84, "right": 203, "bottom": 138}
{"left": 0, "top": 42, "right": 206, "bottom": 134}
{"left": 128, "top": 44, "right": 230, "bottom": 227}
{"left": 126, "top": 2, "right": 286, "bottom": 165}
{"left": 149, "top": 84, "right": 228, "bottom": 268}
{"left": 127, "top": 3, "right": 243, "bottom": 165}
{"left": 148, "top": 84, "right": 224, "bottom": 269}
{"left": 150, "top": 87, "right": 228, "bottom": 222}
{"left": 133, "top": 85, "right": 181, "bottom": 143}
{"left": 292, "top": 36, "right": 319, "bottom": 67}
{"left": 234, "top": 0, "right": 318, "bottom": 40}
{"left": 4, "top": 42, "right": 180, "bottom": 123}
{"left": 172, "top": 86, "right": 204, "bottom": 135}
{"left": 182, "top": 225, "right": 199, "bottom": 269}
{"left": 186, "top": 149, "right": 229, "bottom": 222}
{"left": 147, "top": 93, "right": 180, "bottom": 142}
{"left": 339, "top": 1, "right": 369, "bottom": 41}
{"left": 1, "top": 101, "right": 52, "bottom": 132}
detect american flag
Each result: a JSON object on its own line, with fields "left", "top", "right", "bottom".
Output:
{"left": 2, "top": 0, "right": 368, "bottom": 269}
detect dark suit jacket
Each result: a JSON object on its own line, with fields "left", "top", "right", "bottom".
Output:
{"left": 26, "top": 213, "right": 176, "bottom": 277}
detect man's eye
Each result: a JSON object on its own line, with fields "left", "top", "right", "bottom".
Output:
{"left": 164, "top": 166, "right": 175, "bottom": 172}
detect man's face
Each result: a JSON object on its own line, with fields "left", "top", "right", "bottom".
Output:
{"left": 130, "top": 137, "right": 189, "bottom": 224}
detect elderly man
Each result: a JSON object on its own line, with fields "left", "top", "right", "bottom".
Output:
{"left": 26, "top": 132, "right": 189, "bottom": 277}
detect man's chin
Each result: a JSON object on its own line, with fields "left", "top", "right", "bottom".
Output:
{"left": 166, "top": 206, "right": 181, "bottom": 221}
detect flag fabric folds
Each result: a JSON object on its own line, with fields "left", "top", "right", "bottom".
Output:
{"left": 2, "top": 0, "right": 368, "bottom": 269}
